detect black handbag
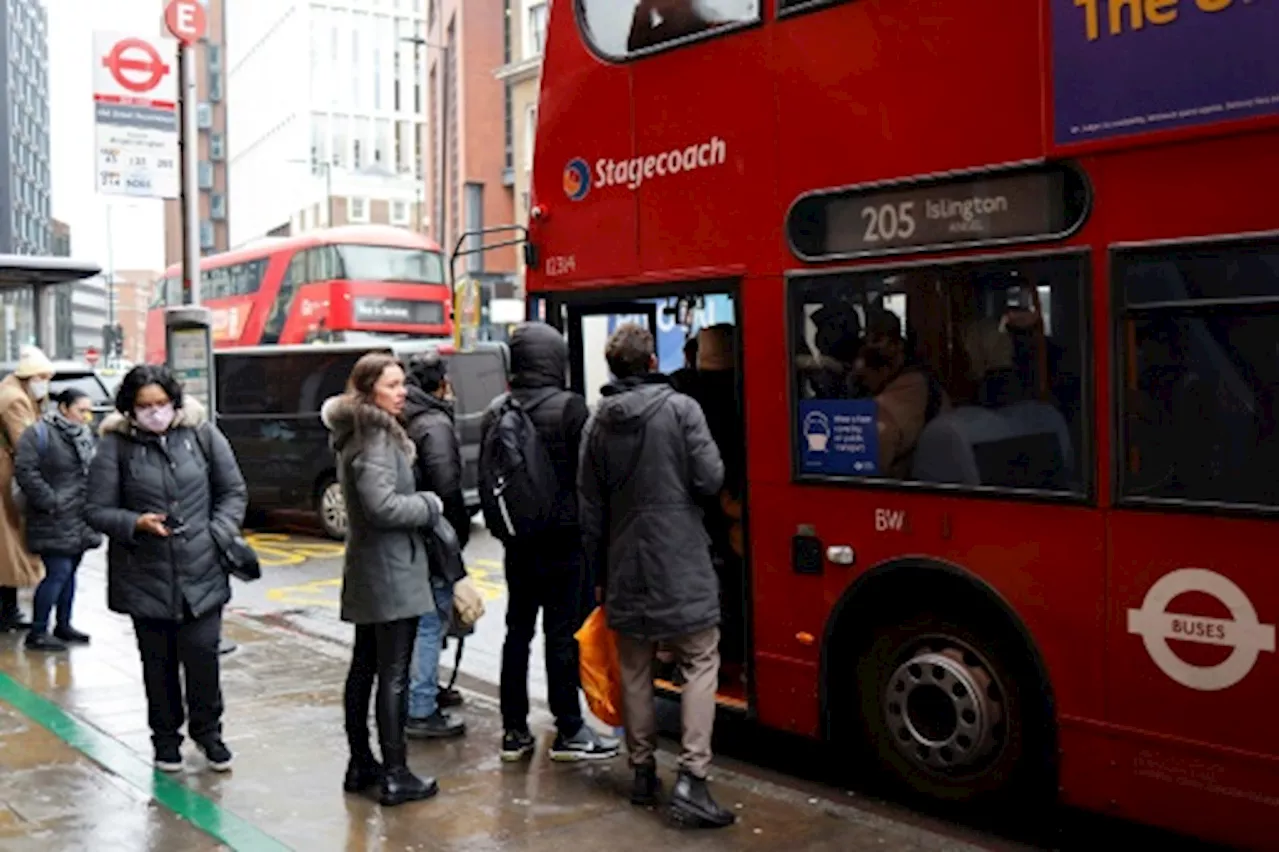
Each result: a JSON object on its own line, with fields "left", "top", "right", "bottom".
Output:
{"left": 193, "top": 423, "right": 260, "bottom": 583}
{"left": 213, "top": 523, "right": 261, "bottom": 582}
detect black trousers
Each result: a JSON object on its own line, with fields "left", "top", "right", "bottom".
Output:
{"left": 501, "top": 542, "right": 588, "bottom": 737}
{"left": 344, "top": 617, "right": 419, "bottom": 766}
{"left": 132, "top": 606, "right": 224, "bottom": 750}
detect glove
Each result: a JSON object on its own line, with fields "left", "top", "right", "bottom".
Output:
{"left": 452, "top": 576, "right": 485, "bottom": 631}
{"left": 423, "top": 491, "right": 444, "bottom": 516}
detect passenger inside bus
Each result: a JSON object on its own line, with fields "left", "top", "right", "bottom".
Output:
{"left": 624, "top": 0, "right": 740, "bottom": 53}
{"left": 796, "top": 301, "right": 862, "bottom": 399}
{"left": 851, "top": 308, "right": 950, "bottom": 479}
{"left": 668, "top": 336, "right": 700, "bottom": 396}
{"left": 791, "top": 257, "right": 1088, "bottom": 493}
{"left": 687, "top": 324, "right": 746, "bottom": 681}
{"left": 913, "top": 317, "right": 1074, "bottom": 490}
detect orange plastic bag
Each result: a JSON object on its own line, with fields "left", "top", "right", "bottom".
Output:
{"left": 574, "top": 606, "right": 623, "bottom": 728}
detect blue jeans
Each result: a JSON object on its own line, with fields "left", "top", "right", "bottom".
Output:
{"left": 31, "top": 554, "right": 82, "bottom": 636}
{"left": 408, "top": 581, "right": 454, "bottom": 719}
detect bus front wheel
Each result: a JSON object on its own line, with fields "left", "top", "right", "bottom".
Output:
{"left": 849, "top": 608, "right": 1049, "bottom": 806}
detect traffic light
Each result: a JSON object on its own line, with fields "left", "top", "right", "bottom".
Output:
{"left": 101, "top": 323, "right": 124, "bottom": 358}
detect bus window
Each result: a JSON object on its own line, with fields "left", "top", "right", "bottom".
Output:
{"left": 262, "top": 251, "right": 308, "bottom": 345}
{"left": 336, "top": 245, "right": 445, "bottom": 283}
{"left": 1116, "top": 237, "right": 1278, "bottom": 509}
{"left": 790, "top": 253, "right": 1088, "bottom": 493}
{"left": 306, "top": 246, "right": 340, "bottom": 281}
{"left": 577, "top": 0, "right": 759, "bottom": 59}
{"left": 231, "top": 259, "right": 266, "bottom": 295}
{"left": 204, "top": 266, "right": 231, "bottom": 299}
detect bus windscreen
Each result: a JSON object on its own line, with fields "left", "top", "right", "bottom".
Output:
{"left": 337, "top": 245, "right": 445, "bottom": 284}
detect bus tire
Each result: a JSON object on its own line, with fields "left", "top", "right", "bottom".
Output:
{"left": 316, "top": 474, "right": 347, "bottom": 541}
{"left": 845, "top": 603, "right": 1051, "bottom": 808}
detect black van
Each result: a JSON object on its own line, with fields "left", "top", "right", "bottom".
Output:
{"left": 214, "top": 341, "right": 508, "bottom": 539}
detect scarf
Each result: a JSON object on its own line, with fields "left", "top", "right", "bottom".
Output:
{"left": 48, "top": 411, "right": 96, "bottom": 474}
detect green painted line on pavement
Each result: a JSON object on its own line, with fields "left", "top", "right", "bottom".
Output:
{"left": 0, "top": 671, "right": 292, "bottom": 852}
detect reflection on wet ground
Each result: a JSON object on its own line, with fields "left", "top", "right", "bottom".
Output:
{"left": 0, "top": 552, "right": 993, "bottom": 852}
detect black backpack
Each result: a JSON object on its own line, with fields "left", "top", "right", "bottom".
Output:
{"left": 478, "top": 390, "right": 562, "bottom": 542}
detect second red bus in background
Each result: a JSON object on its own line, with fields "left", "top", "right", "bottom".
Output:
{"left": 145, "top": 225, "right": 452, "bottom": 361}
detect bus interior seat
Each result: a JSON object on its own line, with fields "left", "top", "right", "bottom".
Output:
{"left": 971, "top": 432, "right": 1067, "bottom": 491}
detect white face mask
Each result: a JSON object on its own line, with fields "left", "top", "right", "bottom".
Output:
{"left": 27, "top": 379, "right": 48, "bottom": 401}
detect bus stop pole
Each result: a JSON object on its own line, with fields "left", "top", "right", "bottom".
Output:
{"left": 172, "top": 41, "right": 234, "bottom": 655}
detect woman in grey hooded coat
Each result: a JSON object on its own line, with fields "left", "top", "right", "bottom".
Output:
{"left": 322, "top": 352, "right": 443, "bottom": 808}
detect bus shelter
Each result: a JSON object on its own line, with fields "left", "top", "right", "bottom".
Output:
{"left": 0, "top": 254, "right": 103, "bottom": 356}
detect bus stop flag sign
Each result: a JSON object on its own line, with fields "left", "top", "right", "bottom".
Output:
{"left": 164, "top": 0, "right": 207, "bottom": 45}
{"left": 92, "top": 32, "right": 179, "bottom": 199}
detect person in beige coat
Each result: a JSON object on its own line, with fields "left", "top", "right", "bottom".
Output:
{"left": 855, "top": 310, "right": 950, "bottom": 479}
{"left": 0, "top": 345, "right": 53, "bottom": 630}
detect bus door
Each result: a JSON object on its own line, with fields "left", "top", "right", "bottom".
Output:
{"left": 1105, "top": 237, "right": 1278, "bottom": 841}
{"left": 562, "top": 292, "right": 751, "bottom": 708}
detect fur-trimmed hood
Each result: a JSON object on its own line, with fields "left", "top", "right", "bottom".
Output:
{"left": 99, "top": 396, "right": 209, "bottom": 438}
{"left": 320, "top": 393, "right": 416, "bottom": 462}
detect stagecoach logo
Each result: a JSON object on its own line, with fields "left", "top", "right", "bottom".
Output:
{"left": 1126, "top": 568, "right": 1276, "bottom": 692}
{"left": 562, "top": 136, "right": 728, "bottom": 201}
{"left": 563, "top": 158, "right": 591, "bottom": 201}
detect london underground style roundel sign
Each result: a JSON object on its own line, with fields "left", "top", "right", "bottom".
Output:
{"left": 101, "top": 38, "right": 171, "bottom": 95}
{"left": 1126, "top": 568, "right": 1276, "bottom": 692}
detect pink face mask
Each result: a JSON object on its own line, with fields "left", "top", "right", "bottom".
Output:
{"left": 134, "top": 404, "right": 176, "bottom": 434}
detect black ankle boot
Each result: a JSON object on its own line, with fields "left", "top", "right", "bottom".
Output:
{"left": 378, "top": 746, "right": 438, "bottom": 807}
{"left": 343, "top": 754, "right": 382, "bottom": 793}
{"left": 630, "top": 762, "right": 661, "bottom": 806}
{"left": 669, "top": 770, "right": 735, "bottom": 828}
{"left": 0, "top": 588, "right": 30, "bottom": 632}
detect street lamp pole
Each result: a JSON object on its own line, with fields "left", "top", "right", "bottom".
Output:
{"left": 401, "top": 36, "right": 448, "bottom": 251}
{"left": 104, "top": 204, "right": 115, "bottom": 366}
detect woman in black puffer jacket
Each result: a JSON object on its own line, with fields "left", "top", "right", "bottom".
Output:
{"left": 14, "top": 388, "right": 102, "bottom": 652}
{"left": 86, "top": 365, "right": 247, "bottom": 775}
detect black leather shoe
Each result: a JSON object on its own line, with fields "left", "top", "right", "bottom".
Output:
{"left": 379, "top": 766, "right": 439, "bottom": 807}
{"left": 631, "top": 763, "right": 662, "bottom": 807}
{"left": 669, "top": 770, "right": 735, "bottom": 828}
{"left": 24, "top": 632, "right": 67, "bottom": 652}
{"left": 343, "top": 756, "right": 382, "bottom": 793}
{"left": 53, "top": 626, "right": 90, "bottom": 644}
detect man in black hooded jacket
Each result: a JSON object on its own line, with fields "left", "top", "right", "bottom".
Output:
{"left": 403, "top": 352, "right": 468, "bottom": 739}
{"left": 482, "top": 321, "right": 618, "bottom": 763}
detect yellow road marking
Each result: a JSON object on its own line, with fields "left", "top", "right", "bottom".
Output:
{"left": 267, "top": 564, "right": 507, "bottom": 608}
{"left": 247, "top": 533, "right": 345, "bottom": 567}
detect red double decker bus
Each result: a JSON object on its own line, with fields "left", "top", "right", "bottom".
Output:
{"left": 145, "top": 225, "right": 452, "bottom": 361}
{"left": 525, "top": 1, "right": 1276, "bottom": 846}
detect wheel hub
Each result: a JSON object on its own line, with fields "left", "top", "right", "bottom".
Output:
{"left": 322, "top": 482, "right": 347, "bottom": 537}
{"left": 883, "top": 646, "right": 1003, "bottom": 773}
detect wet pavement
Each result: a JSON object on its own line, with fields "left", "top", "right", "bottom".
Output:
{"left": 0, "top": 547, "right": 1001, "bottom": 852}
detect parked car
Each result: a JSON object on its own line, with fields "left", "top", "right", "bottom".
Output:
{"left": 0, "top": 360, "right": 116, "bottom": 428}
{"left": 214, "top": 341, "right": 508, "bottom": 539}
